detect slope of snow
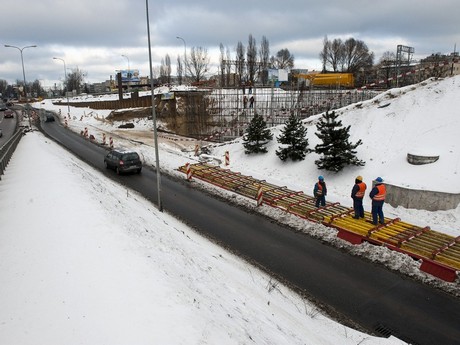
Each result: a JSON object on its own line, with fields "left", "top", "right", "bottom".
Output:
{"left": 0, "top": 133, "right": 406, "bottom": 345}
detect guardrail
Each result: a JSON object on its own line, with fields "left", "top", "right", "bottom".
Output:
{"left": 0, "top": 130, "right": 23, "bottom": 179}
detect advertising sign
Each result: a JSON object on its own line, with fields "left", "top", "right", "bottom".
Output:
{"left": 268, "top": 69, "right": 288, "bottom": 82}
{"left": 118, "top": 69, "right": 140, "bottom": 83}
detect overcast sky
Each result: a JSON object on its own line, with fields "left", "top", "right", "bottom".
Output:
{"left": 1, "top": 0, "right": 458, "bottom": 88}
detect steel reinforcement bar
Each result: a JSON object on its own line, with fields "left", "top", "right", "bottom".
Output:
{"left": 178, "top": 162, "right": 460, "bottom": 282}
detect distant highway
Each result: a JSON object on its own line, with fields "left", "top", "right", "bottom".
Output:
{"left": 38, "top": 117, "right": 460, "bottom": 345}
{"left": 0, "top": 108, "right": 18, "bottom": 145}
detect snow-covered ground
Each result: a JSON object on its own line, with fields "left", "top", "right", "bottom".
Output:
{"left": 1, "top": 76, "right": 459, "bottom": 344}
{"left": 32, "top": 76, "right": 460, "bottom": 293}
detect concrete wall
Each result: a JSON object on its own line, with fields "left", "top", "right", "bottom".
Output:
{"left": 384, "top": 182, "right": 460, "bottom": 211}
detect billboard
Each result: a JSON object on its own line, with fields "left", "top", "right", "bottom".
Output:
{"left": 268, "top": 69, "right": 289, "bottom": 82}
{"left": 118, "top": 69, "right": 140, "bottom": 83}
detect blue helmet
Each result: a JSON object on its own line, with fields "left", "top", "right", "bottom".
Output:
{"left": 376, "top": 177, "right": 383, "bottom": 183}
{"left": 318, "top": 175, "right": 324, "bottom": 181}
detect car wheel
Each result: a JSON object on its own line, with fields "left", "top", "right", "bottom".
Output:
{"left": 116, "top": 167, "right": 121, "bottom": 175}
{"left": 137, "top": 168, "right": 142, "bottom": 174}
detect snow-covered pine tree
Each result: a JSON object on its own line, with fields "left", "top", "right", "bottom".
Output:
{"left": 242, "top": 113, "right": 273, "bottom": 154}
{"left": 276, "top": 113, "right": 309, "bottom": 161}
{"left": 314, "top": 110, "right": 365, "bottom": 172}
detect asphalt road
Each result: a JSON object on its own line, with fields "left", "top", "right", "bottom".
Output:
{"left": 0, "top": 109, "right": 18, "bottom": 146}
{"left": 38, "top": 118, "right": 460, "bottom": 345}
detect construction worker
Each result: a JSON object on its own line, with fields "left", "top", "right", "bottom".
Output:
{"left": 313, "top": 175, "right": 327, "bottom": 207}
{"left": 351, "top": 175, "right": 367, "bottom": 219}
{"left": 369, "top": 177, "right": 386, "bottom": 225}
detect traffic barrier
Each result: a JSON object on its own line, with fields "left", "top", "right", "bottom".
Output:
{"left": 109, "top": 136, "right": 113, "bottom": 148}
{"left": 195, "top": 144, "right": 199, "bottom": 156}
{"left": 225, "top": 151, "right": 230, "bottom": 166}
{"left": 102, "top": 133, "right": 106, "bottom": 145}
{"left": 84, "top": 127, "right": 88, "bottom": 138}
{"left": 186, "top": 163, "right": 192, "bottom": 181}
{"left": 257, "top": 187, "right": 263, "bottom": 206}
{"left": 64, "top": 120, "right": 68, "bottom": 128}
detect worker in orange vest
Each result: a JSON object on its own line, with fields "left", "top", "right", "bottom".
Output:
{"left": 351, "top": 175, "right": 367, "bottom": 219}
{"left": 313, "top": 175, "right": 327, "bottom": 207}
{"left": 369, "top": 177, "right": 386, "bottom": 225}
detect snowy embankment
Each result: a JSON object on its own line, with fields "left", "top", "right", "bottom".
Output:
{"left": 0, "top": 132, "right": 406, "bottom": 345}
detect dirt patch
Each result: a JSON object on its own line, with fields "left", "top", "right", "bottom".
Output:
{"left": 106, "top": 108, "right": 152, "bottom": 121}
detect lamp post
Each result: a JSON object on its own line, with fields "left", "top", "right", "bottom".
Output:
{"left": 5, "top": 44, "right": 37, "bottom": 128}
{"left": 121, "top": 54, "right": 130, "bottom": 91}
{"left": 176, "top": 36, "right": 187, "bottom": 83}
{"left": 52, "top": 57, "right": 71, "bottom": 116}
{"left": 146, "top": 0, "right": 162, "bottom": 212}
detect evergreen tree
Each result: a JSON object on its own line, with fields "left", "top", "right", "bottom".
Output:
{"left": 276, "top": 113, "right": 309, "bottom": 161}
{"left": 314, "top": 110, "right": 365, "bottom": 171}
{"left": 242, "top": 114, "right": 273, "bottom": 154}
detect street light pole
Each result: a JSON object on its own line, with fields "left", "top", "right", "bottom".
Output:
{"left": 53, "top": 57, "right": 71, "bottom": 116}
{"left": 5, "top": 44, "right": 37, "bottom": 128}
{"left": 121, "top": 54, "right": 130, "bottom": 91}
{"left": 146, "top": 0, "right": 163, "bottom": 212}
{"left": 176, "top": 36, "right": 187, "bottom": 83}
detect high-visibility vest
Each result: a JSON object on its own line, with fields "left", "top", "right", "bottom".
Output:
{"left": 373, "top": 184, "right": 386, "bottom": 201}
{"left": 316, "top": 182, "right": 323, "bottom": 196}
{"left": 355, "top": 182, "right": 367, "bottom": 198}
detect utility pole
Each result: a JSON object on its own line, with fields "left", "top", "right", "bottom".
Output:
{"left": 176, "top": 36, "right": 187, "bottom": 83}
{"left": 53, "top": 57, "right": 71, "bottom": 116}
{"left": 5, "top": 44, "right": 37, "bottom": 128}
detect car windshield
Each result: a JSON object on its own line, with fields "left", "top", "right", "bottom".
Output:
{"left": 122, "top": 153, "right": 139, "bottom": 161}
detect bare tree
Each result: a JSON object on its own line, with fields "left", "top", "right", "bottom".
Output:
{"left": 66, "top": 67, "right": 86, "bottom": 94}
{"left": 259, "top": 36, "right": 270, "bottom": 85}
{"left": 320, "top": 36, "right": 329, "bottom": 72}
{"left": 236, "top": 41, "right": 245, "bottom": 85}
{"left": 320, "top": 37, "right": 373, "bottom": 73}
{"left": 270, "top": 48, "right": 294, "bottom": 70}
{"left": 329, "top": 38, "right": 344, "bottom": 72}
{"left": 225, "top": 46, "right": 231, "bottom": 86}
{"left": 0, "top": 79, "right": 8, "bottom": 96}
{"left": 247, "top": 34, "right": 258, "bottom": 84}
{"left": 187, "top": 46, "right": 210, "bottom": 82}
{"left": 159, "top": 58, "right": 167, "bottom": 84}
{"left": 176, "top": 55, "right": 183, "bottom": 85}
{"left": 219, "top": 43, "right": 226, "bottom": 87}
{"left": 319, "top": 37, "right": 343, "bottom": 72}
{"left": 31, "top": 79, "right": 46, "bottom": 98}
{"left": 342, "top": 38, "right": 373, "bottom": 73}
{"left": 165, "top": 54, "right": 171, "bottom": 84}
{"left": 378, "top": 51, "right": 396, "bottom": 87}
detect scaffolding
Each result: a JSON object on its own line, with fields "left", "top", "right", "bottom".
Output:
{"left": 202, "top": 86, "right": 377, "bottom": 141}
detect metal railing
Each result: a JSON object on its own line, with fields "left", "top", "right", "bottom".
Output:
{"left": 0, "top": 130, "right": 24, "bottom": 179}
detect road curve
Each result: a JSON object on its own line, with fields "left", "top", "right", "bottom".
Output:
{"left": 38, "top": 118, "right": 460, "bottom": 345}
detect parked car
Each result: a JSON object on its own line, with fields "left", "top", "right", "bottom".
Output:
{"left": 0, "top": 103, "right": 7, "bottom": 111}
{"left": 4, "top": 109, "right": 14, "bottom": 118}
{"left": 104, "top": 149, "right": 142, "bottom": 175}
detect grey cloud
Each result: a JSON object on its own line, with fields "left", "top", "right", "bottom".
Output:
{"left": 1, "top": 0, "right": 458, "bottom": 85}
